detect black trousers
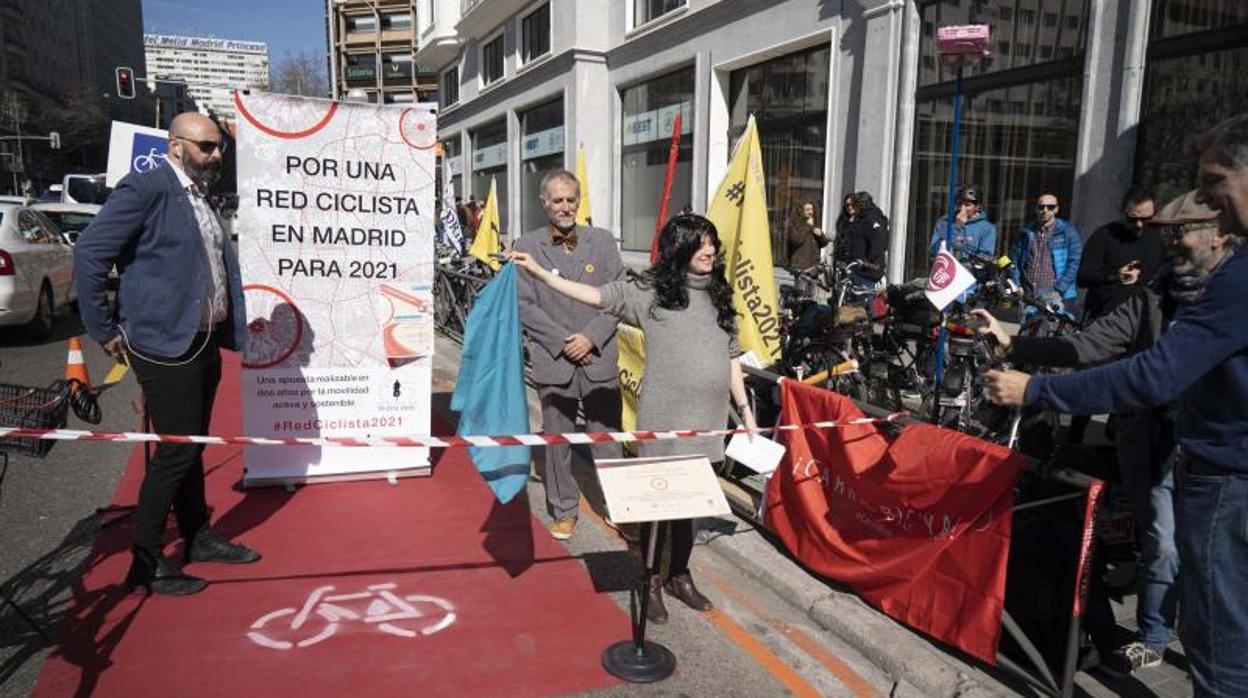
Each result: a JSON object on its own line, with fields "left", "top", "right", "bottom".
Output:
{"left": 129, "top": 332, "right": 221, "bottom": 556}
{"left": 639, "top": 519, "right": 695, "bottom": 578}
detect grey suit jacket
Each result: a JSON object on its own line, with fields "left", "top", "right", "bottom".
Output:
{"left": 514, "top": 225, "right": 625, "bottom": 385}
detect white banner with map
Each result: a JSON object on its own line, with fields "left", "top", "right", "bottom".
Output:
{"left": 234, "top": 91, "right": 436, "bottom": 486}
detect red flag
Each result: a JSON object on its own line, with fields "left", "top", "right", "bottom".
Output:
{"left": 650, "top": 111, "right": 682, "bottom": 263}
{"left": 763, "top": 381, "right": 1024, "bottom": 663}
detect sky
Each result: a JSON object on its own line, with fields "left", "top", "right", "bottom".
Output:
{"left": 141, "top": 0, "right": 328, "bottom": 67}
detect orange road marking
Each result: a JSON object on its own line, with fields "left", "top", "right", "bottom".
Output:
{"left": 573, "top": 500, "right": 824, "bottom": 697}
{"left": 700, "top": 565, "right": 883, "bottom": 698}
{"left": 702, "top": 608, "right": 824, "bottom": 698}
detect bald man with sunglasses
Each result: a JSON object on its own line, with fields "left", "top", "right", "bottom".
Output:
{"left": 75, "top": 112, "right": 258, "bottom": 596}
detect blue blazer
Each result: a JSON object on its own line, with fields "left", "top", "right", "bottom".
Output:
{"left": 74, "top": 163, "right": 246, "bottom": 357}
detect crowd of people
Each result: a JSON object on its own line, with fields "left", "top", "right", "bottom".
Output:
{"left": 70, "top": 105, "right": 1246, "bottom": 696}
{"left": 501, "top": 112, "right": 1248, "bottom": 693}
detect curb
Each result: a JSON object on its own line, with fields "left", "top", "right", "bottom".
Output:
{"left": 701, "top": 518, "right": 1008, "bottom": 698}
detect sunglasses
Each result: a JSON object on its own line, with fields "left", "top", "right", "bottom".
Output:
{"left": 1036, "top": 203, "right": 1058, "bottom": 211}
{"left": 1161, "top": 221, "right": 1218, "bottom": 238}
{"left": 173, "top": 136, "right": 227, "bottom": 155}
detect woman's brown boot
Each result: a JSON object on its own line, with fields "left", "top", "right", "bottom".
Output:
{"left": 645, "top": 574, "right": 669, "bottom": 624}
{"left": 665, "top": 572, "right": 713, "bottom": 611}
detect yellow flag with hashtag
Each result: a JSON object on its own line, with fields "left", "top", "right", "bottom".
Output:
{"left": 706, "top": 115, "right": 781, "bottom": 364}
{"left": 468, "top": 176, "right": 501, "bottom": 272}
{"left": 575, "top": 145, "right": 593, "bottom": 226}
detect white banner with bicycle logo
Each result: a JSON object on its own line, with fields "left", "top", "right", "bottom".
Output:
{"left": 105, "top": 121, "right": 170, "bottom": 187}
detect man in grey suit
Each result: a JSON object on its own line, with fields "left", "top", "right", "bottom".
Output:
{"left": 513, "top": 170, "right": 624, "bottom": 540}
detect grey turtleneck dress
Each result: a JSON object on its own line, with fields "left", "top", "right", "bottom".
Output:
{"left": 599, "top": 273, "right": 742, "bottom": 461}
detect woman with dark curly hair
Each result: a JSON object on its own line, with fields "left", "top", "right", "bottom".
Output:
{"left": 510, "top": 213, "right": 757, "bottom": 624}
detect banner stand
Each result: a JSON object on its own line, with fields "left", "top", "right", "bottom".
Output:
{"left": 242, "top": 466, "right": 429, "bottom": 489}
{"left": 601, "top": 521, "right": 677, "bottom": 683}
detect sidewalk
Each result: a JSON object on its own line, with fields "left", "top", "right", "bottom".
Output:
{"left": 433, "top": 332, "right": 1196, "bottom": 697}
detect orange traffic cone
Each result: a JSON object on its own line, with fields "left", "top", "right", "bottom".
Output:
{"left": 65, "top": 336, "right": 93, "bottom": 394}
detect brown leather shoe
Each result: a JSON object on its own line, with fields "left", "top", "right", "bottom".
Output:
{"left": 665, "top": 572, "right": 713, "bottom": 611}
{"left": 645, "top": 574, "right": 668, "bottom": 624}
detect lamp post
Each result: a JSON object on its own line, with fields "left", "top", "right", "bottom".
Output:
{"left": 333, "top": 0, "right": 383, "bottom": 104}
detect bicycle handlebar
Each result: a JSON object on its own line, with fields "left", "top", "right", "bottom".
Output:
{"left": 1022, "top": 293, "right": 1078, "bottom": 325}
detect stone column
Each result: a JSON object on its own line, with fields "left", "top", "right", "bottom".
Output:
{"left": 1070, "top": 0, "right": 1151, "bottom": 237}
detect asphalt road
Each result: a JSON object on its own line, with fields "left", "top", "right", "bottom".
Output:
{"left": 0, "top": 311, "right": 140, "bottom": 697}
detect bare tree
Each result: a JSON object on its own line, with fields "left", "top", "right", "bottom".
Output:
{"left": 270, "top": 51, "right": 329, "bottom": 98}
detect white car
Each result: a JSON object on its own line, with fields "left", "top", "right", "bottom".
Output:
{"left": 33, "top": 202, "right": 101, "bottom": 246}
{"left": 0, "top": 203, "right": 77, "bottom": 337}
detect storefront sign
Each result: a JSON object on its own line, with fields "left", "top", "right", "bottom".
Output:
{"left": 233, "top": 92, "right": 437, "bottom": 485}
{"left": 624, "top": 101, "right": 693, "bottom": 146}
{"left": 521, "top": 125, "right": 564, "bottom": 160}
{"left": 657, "top": 101, "right": 693, "bottom": 138}
{"left": 472, "top": 141, "right": 507, "bottom": 170}
{"left": 622, "top": 112, "right": 655, "bottom": 146}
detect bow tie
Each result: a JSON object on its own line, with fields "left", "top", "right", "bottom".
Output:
{"left": 550, "top": 229, "right": 578, "bottom": 252}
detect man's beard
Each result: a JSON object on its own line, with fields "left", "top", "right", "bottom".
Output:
{"left": 183, "top": 157, "right": 221, "bottom": 189}
{"left": 1166, "top": 244, "right": 1232, "bottom": 305}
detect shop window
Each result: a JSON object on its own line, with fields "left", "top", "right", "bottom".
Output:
{"left": 919, "top": 0, "right": 1089, "bottom": 83}
{"left": 729, "top": 44, "right": 830, "bottom": 266}
{"left": 907, "top": 73, "right": 1083, "bottom": 279}
{"left": 1137, "top": 10, "right": 1248, "bottom": 201}
{"left": 519, "top": 99, "right": 565, "bottom": 233}
{"left": 620, "top": 67, "right": 694, "bottom": 251}
{"left": 1150, "top": 0, "right": 1248, "bottom": 39}
{"left": 471, "top": 120, "right": 509, "bottom": 235}
{"left": 444, "top": 135, "right": 463, "bottom": 200}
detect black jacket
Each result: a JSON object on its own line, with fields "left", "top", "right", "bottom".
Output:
{"left": 834, "top": 206, "right": 890, "bottom": 281}
{"left": 1076, "top": 221, "right": 1165, "bottom": 320}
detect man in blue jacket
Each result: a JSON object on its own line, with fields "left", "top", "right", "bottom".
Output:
{"left": 986, "top": 113, "right": 1248, "bottom": 696}
{"left": 1011, "top": 191, "right": 1083, "bottom": 312}
{"left": 75, "top": 112, "right": 259, "bottom": 596}
{"left": 928, "top": 186, "right": 997, "bottom": 262}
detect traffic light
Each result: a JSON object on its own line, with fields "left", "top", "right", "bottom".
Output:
{"left": 115, "top": 66, "right": 135, "bottom": 99}
{"left": 49, "top": 132, "right": 60, "bottom": 150}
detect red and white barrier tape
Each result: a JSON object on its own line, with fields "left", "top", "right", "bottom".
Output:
{"left": 0, "top": 413, "right": 905, "bottom": 449}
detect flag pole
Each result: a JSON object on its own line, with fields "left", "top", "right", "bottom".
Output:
{"left": 650, "top": 111, "right": 683, "bottom": 263}
{"left": 932, "top": 63, "right": 964, "bottom": 414}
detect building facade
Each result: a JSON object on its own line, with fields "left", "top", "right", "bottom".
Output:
{"left": 426, "top": 0, "right": 1248, "bottom": 274}
{"left": 1, "top": 0, "right": 151, "bottom": 189}
{"left": 144, "top": 34, "right": 270, "bottom": 119}
{"left": 326, "top": 0, "right": 438, "bottom": 104}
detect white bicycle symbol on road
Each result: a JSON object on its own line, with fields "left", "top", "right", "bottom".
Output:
{"left": 132, "top": 148, "right": 167, "bottom": 173}
{"left": 247, "top": 583, "right": 457, "bottom": 650}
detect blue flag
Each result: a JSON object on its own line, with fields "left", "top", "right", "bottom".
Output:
{"left": 450, "top": 263, "right": 531, "bottom": 503}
